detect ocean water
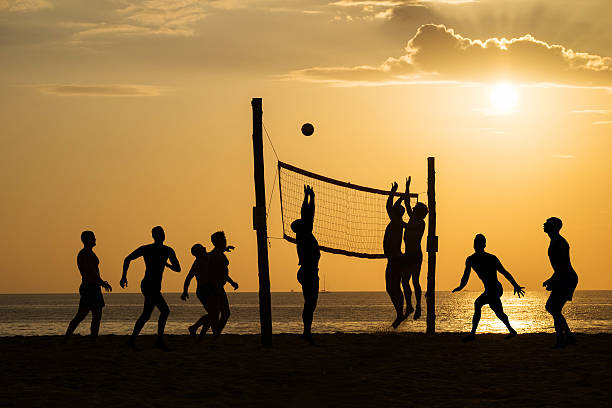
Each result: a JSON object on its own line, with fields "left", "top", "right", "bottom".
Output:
{"left": 0, "top": 291, "right": 610, "bottom": 336}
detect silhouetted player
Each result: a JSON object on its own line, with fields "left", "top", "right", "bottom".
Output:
{"left": 121, "top": 226, "right": 181, "bottom": 351}
{"left": 453, "top": 234, "right": 525, "bottom": 341}
{"left": 65, "top": 231, "right": 112, "bottom": 340}
{"left": 543, "top": 217, "right": 578, "bottom": 348}
{"left": 182, "top": 241, "right": 237, "bottom": 339}
{"left": 384, "top": 181, "right": 407, "bottom": 328}
{"left": 207, "top": 231, "right": 239, "bottom": 338}
{"left": 181, "top": 244, "right": 215, "bottom": 337}
{"left": 291, "top": 185, "right": 320, "bottom": 344}
{"left": 403, "top": 177, "right": 428, "bottom": 320}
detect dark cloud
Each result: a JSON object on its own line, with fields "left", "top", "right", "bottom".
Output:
{"left": 291, "top": 24, "right": 612, "bottom": 87}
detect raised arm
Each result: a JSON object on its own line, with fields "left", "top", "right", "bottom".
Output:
{"left": 166, "top": 248, "right": 181, "bottom": 272}
{"left": 452, "top": 258, "right": 472, "bottom": 293}
{"left": 497, "top": 259, "right": 525, "bottom": 297}
{"left": 120, "top": 246, "right": 144, "bottom": 288}
{"left": 386, "top": 182, "right": 399, "bottom": 219}
{"left": 404, "top": 177, "right": 413, "bottom": 218}
{"left": 301, "top": 185, "right": 315, "bottom": 231}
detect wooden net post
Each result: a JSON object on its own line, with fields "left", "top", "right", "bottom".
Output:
{"left": 251, "top": 98, "right": 272, "bottom": 346}
{"left": 426, "top": 157, "right": 438, "bottom": 334}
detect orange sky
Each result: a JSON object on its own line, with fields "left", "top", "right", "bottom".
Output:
{"left": 0, "top": 0, "right": 611, "bottom": 294}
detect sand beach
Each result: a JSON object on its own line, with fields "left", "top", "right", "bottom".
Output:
{"left": 2, "top": 333, "right": 610, "bottom": 407}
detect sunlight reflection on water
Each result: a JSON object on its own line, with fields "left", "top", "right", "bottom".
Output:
{"left": 1, "top": 291, "right": 610, "bottom": 336}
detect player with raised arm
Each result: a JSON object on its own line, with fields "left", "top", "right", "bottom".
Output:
{"left": 403, "top": 177, "right": 428, "bottom": 320}
{"left": 65, "top": 231, "right": 112, "bottom": 341}
{"left": 543, "top": 217, "right": 578, "bottom": 348}
{"left": 291, "top": 185, "right": 320, "bottom": 345}
{"left": 120, "top": 226, "right": 181, "bottom": 351}
{"left": 453, "top": 234, "right": 525, "bottom": 341}
{"left": 384, "top": 181, "right": 408, "bottom": 328}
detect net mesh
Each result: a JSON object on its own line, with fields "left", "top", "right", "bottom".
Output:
{"left": 278, "top": 161, "right": 418, "bottom": 259}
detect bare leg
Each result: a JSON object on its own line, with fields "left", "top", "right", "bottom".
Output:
{"left": 410, "top": 258, "right": 422, "bottom": 320}
{"left": 66, "top": 305, "right": 89, "bottom": 337}
{"left": 301, "top": 279, "right": 319, "bottom": 343}
{"left": 546, "top": 292, "right": 572, "bottom": 347}
{"left": 215, "top": 289, "right": 231, "bottom": 337}
{"left": 386, "top": 260, "right": 405, "bottom": 327}
{"left": 464, "top": 294, "right": 486, "bottom": 342}
{"left": 127, "top": 296, "right": 155, "bottom": 349}
{"left": 90, "top": 307, "right": 102, "bottom": 339}
{"left": 400, "top": 263, "right": 414, "bottom": 317}
{"left": 490, "top": 298, "right": 516, "bottom": 338}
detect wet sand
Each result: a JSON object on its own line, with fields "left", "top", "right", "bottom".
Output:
{"left": 1, "top": 333, "right": 610, "bottom": 407}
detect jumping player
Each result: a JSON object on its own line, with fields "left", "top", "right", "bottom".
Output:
{"left": 403, "top": 177, "right": 428, "bottom": 320}
{"left": 543, "top": 217, "right": 578, "bottom": 348}
{"left": 384, "top": 181, "right": 407, "bottom": 328}
{"left": 65, "top": 231, "right": 112, "bottom": 340}
{"left": 121, "top": 226, "right": 181, "bottom": 351}
{"left": 452, "top": 234, "right": 525, "bottom": 341}
{"left": 291, "top": 185, "right": 320, "bottom": 344}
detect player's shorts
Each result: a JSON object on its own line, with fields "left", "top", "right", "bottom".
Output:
{"left": 385, "top": 257, "right": 404, "bottom": 282}
{"left": 480, "top": 282, "right": 504, "bottom": 304}
{"left": 297, "top": 266, "right": 319, "bottom": 286}
{"left": 551, "top": 273, "right": 579, "bottom": 301}
{"left": 403, "top": 251, "right": 423, "bottom": 267}
{"left": 79, "top": 283, "right": 105, "bottom": 310}
{"left": 196, "top": 284, "right": 216, "bottom": 305}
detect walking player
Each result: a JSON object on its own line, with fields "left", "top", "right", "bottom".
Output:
{"left": 65, "top": 231, "right": 112, "bottom": 340}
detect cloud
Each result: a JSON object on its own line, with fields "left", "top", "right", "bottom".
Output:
{"left": 571, "top": 109, "right": 612, "bottom": 114}
{"left": 37, "top": 84, "right": 164, "bottom": 97}
{"left": 0, "top": 0, "right": 52, "bottom": 13}
{"left": 70, "top": 0, "right": 208, "bottom": 40}
{"left": 290, "top": 24, "right": 612, "bottom": 87}
{"left": 592, "top": 121, "right": 612, "bottom": 125}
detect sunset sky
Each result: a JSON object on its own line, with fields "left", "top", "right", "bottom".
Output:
{"left": 1, "top": 0, "right": 611, "bottom": 294}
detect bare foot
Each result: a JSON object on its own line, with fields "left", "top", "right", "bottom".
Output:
{"left": 188, "top": 325, "right": 197, "bottom": 337}
{"left": 391, "top": 314, "right": 407, "bottom": 329}
{"left": 505, "top": 330, "right": 517, "bottom": 339}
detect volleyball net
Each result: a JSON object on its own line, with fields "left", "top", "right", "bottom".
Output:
{"left": 278, "top": 161, "right": 418, "bottom": 259}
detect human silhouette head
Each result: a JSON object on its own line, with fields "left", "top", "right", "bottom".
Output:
{"left": 211, "top": 231, "right": 227, "bottom": 249}
{"left": 152, "top": 226, "right": 165, "bottom": 243}
{"left": 291, "top": 219, "right": 304, "bottom": 234}
{"left": 81, "top": 230, "right": 96, "bottom": 248}
{"left": 413, "top": 202, "right": 428, "bottom": 220}
{"left": 544, "top": 217, "right": 562, "bottom": 235}
{"left": 474, "top": 234, "right": 486, "bottom": 252}
{"left": 191, "top": 243, "right": 207, "bottom": 258}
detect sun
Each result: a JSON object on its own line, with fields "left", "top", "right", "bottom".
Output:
{"left": 490, "top": 83, "right": 519, "bottom": 113}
